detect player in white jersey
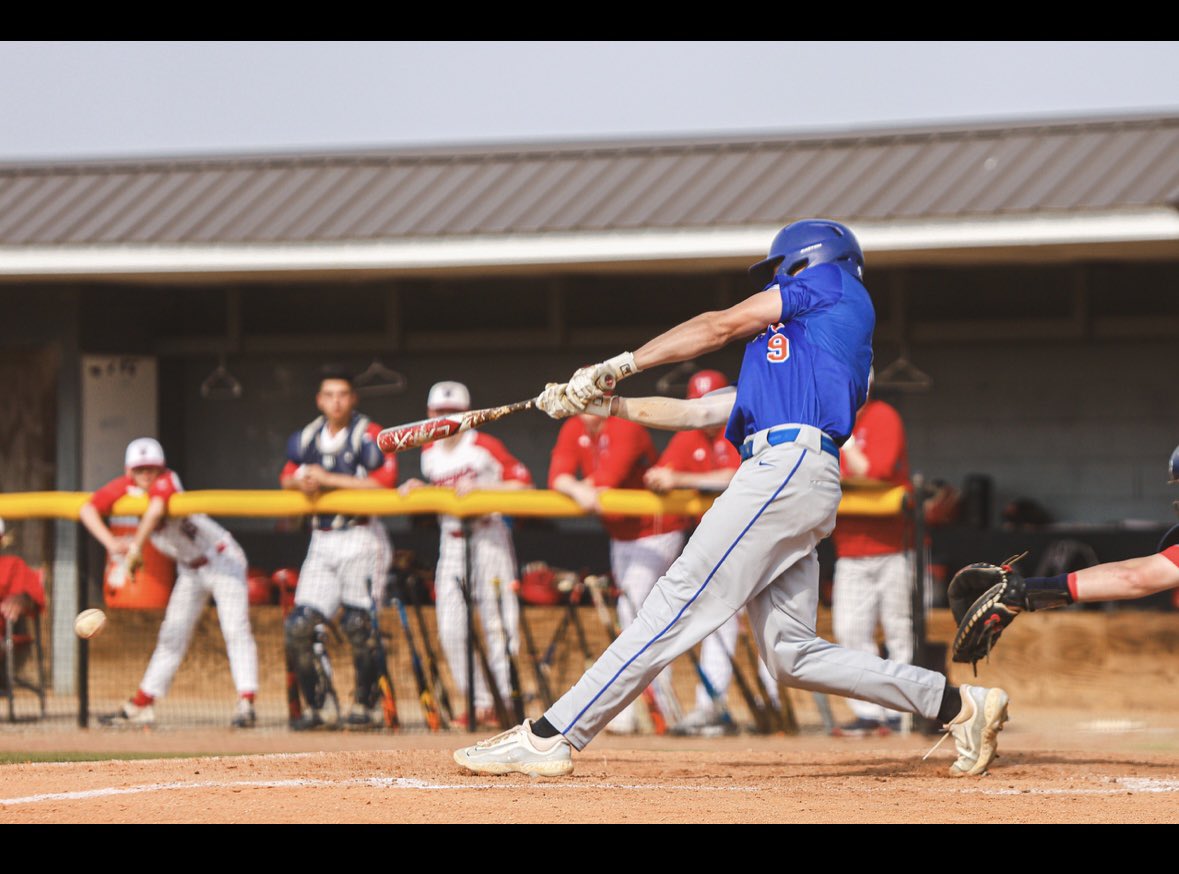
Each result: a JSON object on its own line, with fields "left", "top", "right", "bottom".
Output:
{"left": 399, "top": 381, "right": 533, "bottom": 727}
{"left": 79, "top": 438, "right": 259, "bottom": 728}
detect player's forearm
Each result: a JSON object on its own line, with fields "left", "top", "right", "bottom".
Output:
{"left": 631, "top": 290, "right": 782, "bottom": 371}
{"left": 131, "top": 499, "right": 166, "bottom": 554}
{"left": 840, "top": 441, "right": 871, "bottom": 478}
{"left": 671, "top": 468, "right": 737, "bottom": 491}
{"left": 78, "top": 504, "right": 119, "bottom": 551}
{"left": 607, "top": 393, "right": 735, "bottom": 432}
{"left": 1071, "top": 553, "right": 1179, "bottom": 602}
{"left": 472, "top": 480, "right": 531, "bottom": 492}
{"left": 319, "top": 473, "right": 385, "bottom": 490}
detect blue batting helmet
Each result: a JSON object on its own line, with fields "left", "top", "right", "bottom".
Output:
{"left": 1169, "top": 444, "right": 1178, "bottom": 484}
{"left": 748, "top": 219, "right": 864, "bottom": 288}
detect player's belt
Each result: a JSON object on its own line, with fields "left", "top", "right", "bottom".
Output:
{"left": 739, "top": 427, "right": 839, "bottom": 462}
{"left": 185, "top": 541, "right": 227, "bottom": 569}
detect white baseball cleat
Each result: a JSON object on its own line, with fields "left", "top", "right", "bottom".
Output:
{"left": 99, "top": 701, "right": 155, "bottom": 727}
{"left": 946, "top": 684, "right": 1010, "bottom": 777}
{"left": 231, "top": 698, "right": 257, "bottom": 729}
{"left": 453, "top": 719, "right": 573, "bottom": 777}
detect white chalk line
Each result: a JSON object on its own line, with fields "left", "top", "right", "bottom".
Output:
{"left": 3, "top": 770, "right": 1178, "bottom": 807}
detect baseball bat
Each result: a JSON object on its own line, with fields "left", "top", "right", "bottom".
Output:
{"left": 513, "top": 583, "right": 555, "bottom": 710}
{"left": 367, "top": 580, "right": 400, "bottom": 731}
{"left": 735, "top": 626, "right": 788, "bottom": 734}
{"left": 390, "top": 576, "right": 444, "bottom": 731}
{"left": 458, "top": 520, "right": 512, "bottom": 729}
{"left": 591, "top": 579, "right": 669, "bottom": 735}
{"left": 406, "top": 573, "right": 455, "bottom": 723}
{"left": 713, "top": 621, "right": 777, "bottom": 735}
{"left": 491, "top": 577, "right": 526, "bottom": 724}
{"left": 682, "top": 646, "right": 737, "bottom": 734}
{"left": 377, "top": 398, "right": 535, "bottom": 454}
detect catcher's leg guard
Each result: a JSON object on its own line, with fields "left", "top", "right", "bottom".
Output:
{"left": 342, "top": 606, "right": 385, "bottom": 707}
{"left": 285, "top": 606, "right": 327, "bottom": 708}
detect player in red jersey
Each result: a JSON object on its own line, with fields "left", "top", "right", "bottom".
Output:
{"left": 550, "top": 402, "right": 691, "bottom": 732}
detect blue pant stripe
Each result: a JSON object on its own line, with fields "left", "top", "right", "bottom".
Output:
{"left": 562, "top": 449, "right": 809, "bottom": 734}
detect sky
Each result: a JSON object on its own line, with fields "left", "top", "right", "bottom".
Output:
{"left": 2, "top": 41, "right": 1178, "bottom": 162}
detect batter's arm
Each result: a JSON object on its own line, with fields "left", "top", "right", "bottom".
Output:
{"left": 632, "top": 289, "right": 782, "bottom": 371}
{"left": 590, "top": 390, "right": 736, "bottom": 432}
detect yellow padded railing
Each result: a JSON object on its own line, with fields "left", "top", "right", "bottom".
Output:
{"left": 0, "top": 484, "right": 908, "bottom": 520}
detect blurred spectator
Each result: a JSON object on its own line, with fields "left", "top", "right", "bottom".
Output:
{"left": 0, "top": 517, "right": 45, "bottom": 634}
{"left": 399, "top": 380, "right": 533, "bottom": 728}
{"left": 831, "top": 392, "right": 913, "bottom": 736}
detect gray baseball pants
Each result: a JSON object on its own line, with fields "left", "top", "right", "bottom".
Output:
{"left": 544, "top": 424, "right": 947, "bottom": 749}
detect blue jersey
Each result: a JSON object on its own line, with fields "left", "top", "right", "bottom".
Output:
{"left": 725, "top": 263, "right": 875, "bottom": 449}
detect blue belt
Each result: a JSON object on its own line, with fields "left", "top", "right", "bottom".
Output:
{"left": 739, "top": 428, "right": 841, "bottom": 461}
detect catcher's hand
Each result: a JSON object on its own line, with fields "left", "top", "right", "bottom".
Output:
{"left": 564, "top": 352, "right": 639, "bottom": 410}
{"left": 948, "top": 559, "right": 1028, "bottom": 670}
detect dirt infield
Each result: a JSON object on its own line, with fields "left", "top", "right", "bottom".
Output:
{"left": 3, "top": 608, "right": 1179, "bottom": 822}
{"left": 1, "top": 715, "right": 1178, "bottom": 823}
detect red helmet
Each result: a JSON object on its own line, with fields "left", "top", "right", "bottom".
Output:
{"left": 687, "top": 369, "right": 729, "bottom": 400}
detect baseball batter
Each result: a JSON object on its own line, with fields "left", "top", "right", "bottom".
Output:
{"left": 280, "top": 366, "right": 397, "bottom": 730}
{"left": 79, "top": 438, "right": 259, "bottom": 728}
{"left": 643, "top": 369, "right": 778, "bottom": 735}
{"left": 455, "top": 219, "right": 1010, "bottom": 778}
{"left": 549, "top": 407, "right": 690, "bottom": 731}
{"left": 399, "top": 381, "right": 532, "bottom": 728}
{"left": 831, "top": 392, "right": 914, "bottom": 736}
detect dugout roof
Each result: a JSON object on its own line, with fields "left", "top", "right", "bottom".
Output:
{"left": 1, "top": 112, "right": 1178, "bottom": 281}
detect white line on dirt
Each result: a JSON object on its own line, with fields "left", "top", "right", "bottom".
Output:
{"left": 3, "top": 774, "right": 1177, "bottom": 807}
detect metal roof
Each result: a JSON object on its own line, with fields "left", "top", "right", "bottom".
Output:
{"left": 3, "top": 113, "right": 1178, "bottom": 248}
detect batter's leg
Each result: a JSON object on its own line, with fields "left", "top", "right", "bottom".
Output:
{"left": 746, "top": 549, "right": 945, "bottom": 720}
{"left": 545, "top": 442, "right": 841, "bottom": 749}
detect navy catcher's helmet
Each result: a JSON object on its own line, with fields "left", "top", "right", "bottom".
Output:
{"left": 748, "top": 219, "right": 864, "bottom": 289}
{"left": 1169, "top": 443, "right": 1179, "bottom": 484}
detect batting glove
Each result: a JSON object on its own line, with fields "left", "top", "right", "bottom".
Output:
{"left": 564, "top": 352, "right": 639, "bottom": 410}
{"left": 536, "top": 383, "right": 579, "bottom": 419}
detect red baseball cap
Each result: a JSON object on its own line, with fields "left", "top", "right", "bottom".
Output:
{"left": 687, "top": 369, "right": 729, "bottom": 400}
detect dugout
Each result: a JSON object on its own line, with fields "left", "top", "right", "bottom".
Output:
{"left": 1, "top": 113, "right": 1178, "bottom": 702}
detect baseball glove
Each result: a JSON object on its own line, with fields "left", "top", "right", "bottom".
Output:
{"left": 948, "top": 554, "right": 1029, "bottom": 671}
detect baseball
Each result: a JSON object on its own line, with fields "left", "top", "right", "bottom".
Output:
{"left": 74, "top": 608, "right": 107, "bottom": 640}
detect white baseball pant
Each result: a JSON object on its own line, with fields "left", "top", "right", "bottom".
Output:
{"left": 434, "top": 520, "right": 519, "bottom": 712}
{"left": 609, "top": 530, "right": 685, "bottom": 729}
{"left": 693, "top": 611, "right": 779, "bottom": 713}
{"left": 545, "top": 425, "right": 947, "bottom": 750}
{"left": 140, "top": 542, "right": 258, "bottom": 699}
{"left": 294, "top": 524, "right": 393, "bottom": 617}
{"left": 832, "top": 551, "right": 914, "bottom": 721}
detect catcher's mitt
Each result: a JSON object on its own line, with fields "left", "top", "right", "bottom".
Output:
{"left": 948, "top": 555, "right": 1029, "bottom": 672}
